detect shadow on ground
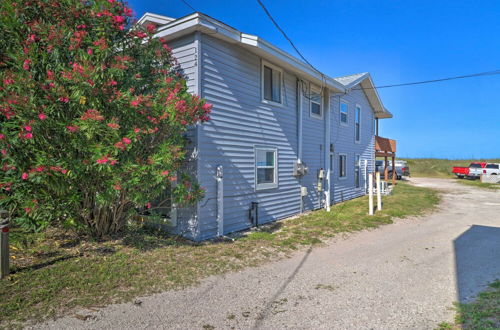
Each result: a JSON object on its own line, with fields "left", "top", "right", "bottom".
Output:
{"left": 454, "top": 225, "right": 500, "bottom": 303}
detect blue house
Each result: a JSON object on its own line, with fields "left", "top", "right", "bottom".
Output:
{"left": 138, "top": 12, "right": 394, "bottom": 241}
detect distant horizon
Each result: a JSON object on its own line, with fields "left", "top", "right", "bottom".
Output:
{"left": 128, "top": 0, "right": 500, "bottom": 159}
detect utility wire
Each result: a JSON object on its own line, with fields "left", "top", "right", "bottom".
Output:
{"left": 353, "top": 69, "right": 500, "bottom": 90}
{"left": 256, "top": 0, "right": 322, "bottom": 76}
{"left": 180, "top": 0, "right": 196, "bottom": 12}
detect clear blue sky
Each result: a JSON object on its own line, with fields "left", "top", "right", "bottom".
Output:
{"left": 128, "top": 0, "right": 500, "bottom": 159}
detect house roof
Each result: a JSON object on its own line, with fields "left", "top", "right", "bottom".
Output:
{"left": 334, "top": 73, "right": 393, "bottom": 119}
{"left": 138, "top": 12, "right": 392, "bottom": 119}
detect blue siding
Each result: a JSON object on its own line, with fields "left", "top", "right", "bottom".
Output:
{"left": 169, "top": 33, "right": 379, "bottom": 241}
{"left": 330, "top": 89, "right": 375, "bottom": 203}
{"left": 196, "top": 35, "right": 301, "bottom": 240}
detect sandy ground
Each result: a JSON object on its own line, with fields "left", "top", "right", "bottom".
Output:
{"left": 31, "top": 178, "right": 500, "bottom": 330}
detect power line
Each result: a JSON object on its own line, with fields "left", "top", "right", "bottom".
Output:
{"left": 353, "top": 69, "right": 500, "bottom": 90}
{"left": 256, "top": 0, "right": 321, "bottom": 76}
{"left": 180, "top": 0, "right": 196, "bottom": 12}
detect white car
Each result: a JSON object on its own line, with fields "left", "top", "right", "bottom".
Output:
{"left": 482, "top": 163, "right": 500, "bottom": 176}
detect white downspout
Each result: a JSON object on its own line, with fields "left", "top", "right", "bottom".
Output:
{"left": 216, "top": 165, "right": 223, "bottom": 237}
{"left": 324, "top": 89, "right": 331, "bottom": 211}
{"left": 297, "top": 79, "right": 303, "bottom": 164}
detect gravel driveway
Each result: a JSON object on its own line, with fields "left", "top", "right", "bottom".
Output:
{"left": 33, "top": 178, "right": 500, "bottom": 330}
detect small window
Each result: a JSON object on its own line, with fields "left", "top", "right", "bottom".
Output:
{"left": 340, "top": 102, "right": 348, "bottom": 124}
{"left": 354, "top": 155, "right": 361, "bottom": 188}
{"left": 255, "top": 147, "right": 278, "bottom": 190}
{"left": 355, "top": 105, "right": 361, "bottom": 142}
{"left": 262, "top": 62, "right": 282, "bottom": 104}
{"left": 310, "top": 88, "right": 322, "bottom": 118}
{"left": 339, "top": 154, "right": 347, "bottom": 178}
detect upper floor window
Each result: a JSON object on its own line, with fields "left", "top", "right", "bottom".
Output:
{"left": 355, "top": 105, "right": 361, "bottom": 142}
{"left": 255, "top": 147, "right": 278, "bottom": 190}
{"left": 262, "top": 62, "right": 282, "bottom": 104}
{"left": 340, "top": 102, "right": 348, "bottom": 124}
{"left": 310, "top": 87, "right": 322, "bottom": 118}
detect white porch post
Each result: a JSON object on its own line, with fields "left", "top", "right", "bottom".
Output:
{"left": 324, "top": 88, "right": 331, "bottom": 211}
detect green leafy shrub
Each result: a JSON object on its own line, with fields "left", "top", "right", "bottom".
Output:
{"left": 0, "top": 0, "right": 211, "bottom": 236}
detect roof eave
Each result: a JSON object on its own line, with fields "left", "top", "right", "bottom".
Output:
{"left": 154, "top": 13, "right": 345, "bottom": 93}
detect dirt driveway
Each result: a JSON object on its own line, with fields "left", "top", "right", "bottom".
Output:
{"left": 35, "top": 178, "right": 500, "bottom": 330}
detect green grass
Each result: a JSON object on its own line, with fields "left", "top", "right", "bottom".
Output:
{"left": 400, "top": 158, "right": 500, "bottom": 178}
{"left": 438, "top": 280, "right": 500, "bottom": 330}
{"left": 0, "top": 183, "right": 439, "bottom": 328}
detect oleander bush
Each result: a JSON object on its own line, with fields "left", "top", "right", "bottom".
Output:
{"left": 0, "top": 0, "right": 211, "bottom": 236}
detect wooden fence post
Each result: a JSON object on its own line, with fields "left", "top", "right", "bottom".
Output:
{"left": 0, "top": 210, "right": 9, "bottom": 279}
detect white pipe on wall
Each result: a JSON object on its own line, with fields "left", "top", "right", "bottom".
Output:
{"left": 216, "top": 165, "right": 224, "bottom": 236}
{"left": 324, "top": 89, "right": 331, "bottom": 212}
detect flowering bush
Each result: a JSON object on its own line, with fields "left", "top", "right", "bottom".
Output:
{"left": 0, "top": 0, "right": 211, "bottom": 236}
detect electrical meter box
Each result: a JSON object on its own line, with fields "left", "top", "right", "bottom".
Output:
{"left": 293, "top": 160, "right": 309, "bottom": 177}
{"left": 300, "top": 186, "right": 308, "bottom": 197}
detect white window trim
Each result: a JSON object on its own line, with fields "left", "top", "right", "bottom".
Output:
{"left": 339, "top": 153, "right": 347, "bottom": 180}
{"left": 261, "top": 60, "right": 284, "bottom": 107}
{"left": 354, "top": 154, "right": 361, "bottom": 189}
{"left": 309, "top": 85, "right": 323, "bottom": 119}
{"left": 254, "top": 146, "right": 279, "bottom": 191}
{"left": 355, "top": 104, "right": 361, "bottom": 144}
{"left": 340, "top": 100, "right": 349, "bottom": 126}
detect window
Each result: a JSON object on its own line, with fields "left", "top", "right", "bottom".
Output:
{"left": 339, "top": 154, "right": 347, "bottom": 179}
{"left": 310, "top": 87, "right": 322, "bottom": 118}
{"left": 255, "top": 147, "right": 278, "bottom": 190}
{"left": 340, "top": 102, "right": 348, "bottom": 124}
{"left": 355, "top": 105, "right": 361, "bottom": 142}
{"left": 262, "top": 62, "right": 282, "bottom": 104}
{"left": 355, "top": 155, "right": 360, "bottom": 188}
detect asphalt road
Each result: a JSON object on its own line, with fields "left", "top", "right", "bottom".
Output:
{"left": 33, "top": 178, "right": 500, "bottom": 330}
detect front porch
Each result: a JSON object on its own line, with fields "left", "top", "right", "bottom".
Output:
{"left": 375, "top": 135, "right": 397, "bottom": 185}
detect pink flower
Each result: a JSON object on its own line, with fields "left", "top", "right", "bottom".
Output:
{"left": 146, "top": 23, "right": 156, "bottom": 34}
{"left": 113, "top": 16, "right": 125, "bottom": 24}
{"left": 96, "top": 156, "right": 109, "bottom": 164}
{"left": 87, "top": 48, "right": 93, "bottom": 55}
{"left": 1, "top": 149, "right": 6, "bottom": 155}
{"left": 0, "top": 134, "right": 5, "bottom": 140}
{"left": 146, "top": 202, "right": 151, "bottom": 209}
{"left": 58, "top": 97, "right": 69, "bottom": 103}
{"left": 161, "top": 170, "right": 169, "bottom": 176}
{"left": 23, "top": 59, "right": 31, "bottom": 70}
{"left": 110, "top": 159, "right": 118, "bottom": 165}
{"left": 122, "top": 137, "right": 131, "bottom": 144}
{"left": 114, "top": 141, "right": 126, "bottom": 150}
{"left": 47, "top": 70, "right": 54, "bottom": 79}
{"left": 133, "top": 128, "right": 140, "bottom": 133}
{"left": 107, "top": 123, "right": 120, "bottom": 129}
{"left": 61, "top": 169, "right": 68, "bottom": 174}
{"left": 3, "top": 78, "right": 14, "bottom": 85}
{"left": 202, "top": 103, "right": 213, "bottom": 112}
{"left": 24, "top": 132, "right": 33, "bottom": 139}
{"left": 24, "top": 125, "right": 32, "bottom": 132}
{"left": 38, "top": 113, "right": 47, "bottom": 120}
{"left": 66, "top": 126, "right": 79, "bottom": 132}
{"left": 21, "top": 172, "right": 29, "bottom": 180}
{"left": 130, "top": 99, "right": 140, "bottom": 107}
{"left": 123, "top": 7, "right": 133, "bottom": 17}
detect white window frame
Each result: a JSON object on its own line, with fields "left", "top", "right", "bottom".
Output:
{"left": 309, "top": 85, "right": 323, "bottom": 119}
{"left": 354, "top": 154, "right": 361, "bottom": 189}
{"left": 254, "top": 146, "right": 278, "bottom": 191}
{"left": 355, "top": 104, "right": 361, "bottom": 143}
{"left": 261, "top": 60, "right": 284, "bottom": 106}
{"left": 340, "top": 100, "right": 348, "bottom": 126}
{"left": 339, "top": 153, "right": 347, "bottom": 180}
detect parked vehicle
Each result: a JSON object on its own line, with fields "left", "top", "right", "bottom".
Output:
{"left": 452, "top": 162, "right": 486, "bottom": 179}
{"left": 467, "top": 163, "right": 487, "bottom": 179}
{"left": 482, "top": 163, "right": 500, "bottom": 176}
{"left": 375, "top": 160, "right": 410, "bottom": 180}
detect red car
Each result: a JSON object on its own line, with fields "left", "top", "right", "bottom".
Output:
{"left": 452, "top": 162, "right": 486, "bottom": 179}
